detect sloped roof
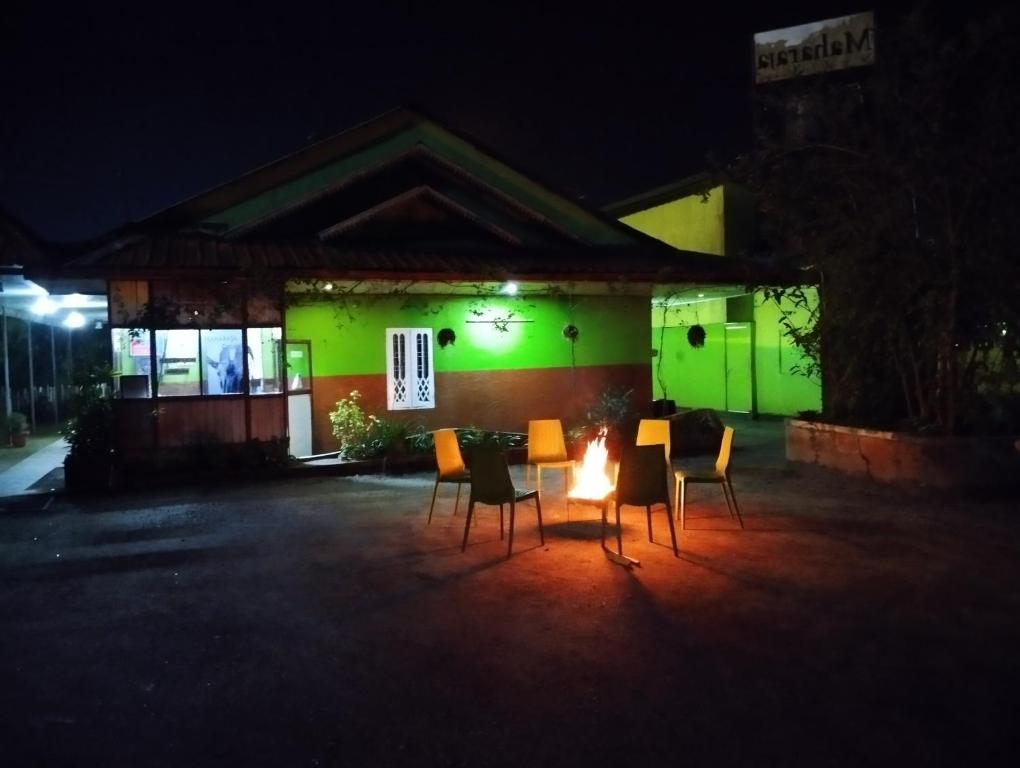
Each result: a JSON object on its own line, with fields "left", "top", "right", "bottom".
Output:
{"left": 64, "top": 233, "right": 771, "bottom": 285}
{"left": 604, "top": 172, "right": 719, "bottom": 219}
{"left": 0, "top": 209, "right": 46, "bottom": 268}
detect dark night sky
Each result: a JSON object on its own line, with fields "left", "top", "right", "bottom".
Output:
{"left": 2, "top": 0, "right": 914, "bottom": 242}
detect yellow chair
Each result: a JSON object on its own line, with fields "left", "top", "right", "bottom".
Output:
{"left": 462, "top": 444, "right": 544, "bottom": 559}
{"left": 636, "top": 418, "right": 671, "bottom": 464}
{"left": 526, "top": 419, "right": 575, "bottom": 496}
{"left": 606, "top": 443, "right": 678, "bottom": 557}
{"left": 427, "top": 429, "right": 470, "bottom": 525}
{"left": 673, "top": 426, "right": 743, "bottom": 530}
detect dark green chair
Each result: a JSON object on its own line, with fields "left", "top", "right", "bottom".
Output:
{"left": 608, "top": 443, "right": 679, "bottom": 557}
{"left": 462, "top": 444, "right": 544, "bottom": 559}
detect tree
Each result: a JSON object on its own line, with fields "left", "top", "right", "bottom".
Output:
{"left": 738, "top": 3, "right": 1020, "bottom": 434}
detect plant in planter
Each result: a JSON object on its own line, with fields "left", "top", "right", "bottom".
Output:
{"left": 568, "top": 386, "right": 636, "bottom": 460}
{"left": 4, "top": 411, "right": 30, "bottom": 448}
{"left": 61, "top": 373, "right": 117, "bottom": 494}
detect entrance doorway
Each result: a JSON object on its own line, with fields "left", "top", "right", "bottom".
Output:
{"left": 286, "top": 340, "right": 313, "bottom": 457}
{"left": 724, "top": 323, "right": 754, "bottom": 414}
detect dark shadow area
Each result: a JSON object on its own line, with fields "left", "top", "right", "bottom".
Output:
{"left": 6, "top": 544, "right": 254, "bottom": 583}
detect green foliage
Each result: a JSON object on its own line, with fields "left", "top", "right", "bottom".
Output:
{"left": 736, "top": 4, "right": 1020, "bottom": 434}
{"left": 4, "top": 411, "right": 28, "bottom": 435}
{"left": 328, "top": 390, "right": 407, "bottom": 460}
{"left": 60, "top": 365, "right": 117, "bottom": 460}
{"left": 569, "top": 386, "right": 635, "bottom": 443}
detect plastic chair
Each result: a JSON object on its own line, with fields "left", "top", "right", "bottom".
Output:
{"left": 673, "top": 426, "right": 743, "bottom": 530}
{"left": 462, "top": 444, "right": 544, "bottom": 558}
{"left": 526, "top": 419, "right": 575, "bottom": 497}
{"left": 427, "top": 429, "right": 470, "bottom": 525}
{"left": 607, "top": 443, "right": 679, "bottom": 557}
{"left": 636, "top": 418, "right": 672, "bottom": 464}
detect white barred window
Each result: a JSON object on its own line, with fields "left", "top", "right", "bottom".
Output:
{"left": 386, "top": 328, "right": 435, "bottom": 410}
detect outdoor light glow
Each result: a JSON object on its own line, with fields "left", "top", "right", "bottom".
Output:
{"left": 697, "top": 293, "right": 705, "bottom": 298}
{"left": 30, "top": 296, "right": 59, "bottom": 315}
{"left": 324, "top": 282, "right": 334, "bottom": 291}
{"left": 503, "top": 281, "right": 518, "bottom": 296}
{"left": 63, "top": 311, "right": 87, "bottom": 329}
{"left": 61, "top": 293, "right": 89, "bottom": 308}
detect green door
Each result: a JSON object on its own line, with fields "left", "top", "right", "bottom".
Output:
{"left": 724, "top": 324, "right": 753, "bottom": 413}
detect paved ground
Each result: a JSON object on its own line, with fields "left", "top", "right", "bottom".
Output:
{"left": 2, "top": 421, "right": 1019, "bottom": 766}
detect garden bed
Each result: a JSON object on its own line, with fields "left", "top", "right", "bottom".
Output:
{"left": 786, "top": 418, "right": 1020, "bottom": 493}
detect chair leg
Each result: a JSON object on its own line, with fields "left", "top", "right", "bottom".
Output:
{"left": 614, "top": 502, "right": 623, "bottom": 555}
{"left": 536, "top": 496, "right": 545, "bottom": 545}
{"left": 662, "top": 502, "right": 679, "bottom": 557}
{"left": 680, "top": 478, "right": 687, "bottom": 530}
{"left": 600, "top": 501, "right": 607, "bottom": 548}
{"left": 454, "top": 482, "right": 462, "bottom": 516}
{"left": 461, "top": 500, "right": 475, "bottom": 552}
{"left": 725, "top": 478, "right": 744, "bottom": 529}
{"left": 499, "top": 504, "right": 504, "bottom": 540}
{"left": 507, "top": 500, "right": 516, "bottom": 559}
{"left": 536, "top": 466, "right": 543, "bottom": 497}
{"left": 646, "top": 505, "right": 653, "bottom": 542}
{"left": 428, "top": 479, "right": 440, "bottom": 525}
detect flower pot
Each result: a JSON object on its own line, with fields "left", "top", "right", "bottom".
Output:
{"left": 10, "top": 431, "right": 28, "bottom": 448}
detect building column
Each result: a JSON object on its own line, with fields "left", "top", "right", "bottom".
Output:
{"left": 27, "top": 318, "right": 36, "bottom": 429}
{"left": 50, "top": 325, "right": 59, "bottom": 425}
{"left": 2, "top": 306, "right": 12, "bottom": 419}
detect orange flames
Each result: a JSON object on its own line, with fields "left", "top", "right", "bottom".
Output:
{"left": 568, "top": 429, "right": 615, "bottom": 500}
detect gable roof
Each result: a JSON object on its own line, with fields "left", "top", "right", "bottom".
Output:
{"left": 133, "top": 108, "right": 638, "bottom": 248}
{"left": 604, "top": 171, "right": 719, "bottom": 219}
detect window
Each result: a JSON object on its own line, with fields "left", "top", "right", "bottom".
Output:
{"left": 155, "top": 329, "right": 201, "bottom": 396}
{"left": 111, "top": 328, "right": 152, "bottom": 398}
{"left": 247, "top": 327, "right": 283, "bottom": 394}
{"left": 200, "top": 329, "right": 245, "bottom": 395}
{"left": 386, "top": 328, "right": 434, "bottom": 410}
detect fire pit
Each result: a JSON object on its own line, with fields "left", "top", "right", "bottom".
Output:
{"left": 568, "top": 430, "right": 639, "bottom": 567}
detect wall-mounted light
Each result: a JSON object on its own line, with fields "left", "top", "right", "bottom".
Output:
{"left": 63, "top": 311, "right": 86, "bottom": 329}
{"left": 502, "top": 281, "right": 518, "bottom": 296}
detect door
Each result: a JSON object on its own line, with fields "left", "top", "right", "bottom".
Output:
{"left": 724, "top": 323, "right": 754, "bottom": 413}
{"left": 286, "top": 340, "right": 313, "bottom": 457}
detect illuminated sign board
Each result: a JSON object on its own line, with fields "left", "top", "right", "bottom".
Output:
{"left": 754, "top": 11, "right": 875, "bottom": 83}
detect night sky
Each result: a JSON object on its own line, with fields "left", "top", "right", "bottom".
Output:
{"left": 2, "top": 0, "right": 916, "bottom": 243}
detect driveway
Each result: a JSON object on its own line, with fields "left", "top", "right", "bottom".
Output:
{"left": 2, "top": 423, "right": 1018, "bottom": 766}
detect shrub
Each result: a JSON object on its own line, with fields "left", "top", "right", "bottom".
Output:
{"left": 328, "top": 390, "right": 406, "bottom": 460}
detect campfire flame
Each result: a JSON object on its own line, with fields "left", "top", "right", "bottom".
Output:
{"left": 568, "top": 429, "right": 615, "bottom": 499}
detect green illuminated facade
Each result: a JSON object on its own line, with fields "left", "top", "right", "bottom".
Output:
{"left": 609, "top": 177, "right": 821, "bottom": 417}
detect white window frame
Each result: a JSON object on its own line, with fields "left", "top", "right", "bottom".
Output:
{"left": 386, "top": 328, "right": 435, "bottom": 410}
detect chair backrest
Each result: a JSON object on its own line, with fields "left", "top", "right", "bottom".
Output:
{"left": 528, "top": 419, "right": 568, "bottom": 463}
{"left": 636, "top": 418, "right": 671, "bottom": 462}
{"left": 468, "top": 444, "right": 516, "bottom": 505}
{"left": 433, "top": 429, "right": 466, "bottom": 478}
{"left": 715, "top": 426, "right": 735, "bottom": 475}
{"left": 615, "top": 444, "right": 671, "bottom": 507}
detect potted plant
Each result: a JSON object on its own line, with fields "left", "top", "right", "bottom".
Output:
{"left": 61, "top": 367, "right": 118, "bottom": 494}
{"left": 5, "top": 411, "right": 30, "bottom": 448}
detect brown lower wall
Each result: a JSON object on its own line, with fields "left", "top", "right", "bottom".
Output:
{"left": 308, "top": 364, "right": 651, "bottom": 454}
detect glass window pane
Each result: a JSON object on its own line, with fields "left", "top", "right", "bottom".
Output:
{"left": 247, "top": 327, "right": 282, "bottom": 395}
{"left": 200, "top": 329, "right": 245, "bottom": 395}
{"left": 286, "top": 342, "right": 310, "bottom": 391}
{"left": 111, "top": 328, "right": 152, "bottom": 398}
{"left": 155, "top": 329, "right": 200, "bottom": 397}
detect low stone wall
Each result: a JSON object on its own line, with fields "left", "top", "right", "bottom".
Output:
{"left": 786, "top": 419, "right": 1020, "bottom": 491}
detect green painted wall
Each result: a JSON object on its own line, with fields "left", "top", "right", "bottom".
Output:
{"left": 652, "top": 323, "right": 727, "bottom": 410}
{"left": 285, "top": 293, "right": 651, "bottom": 376}
{"left": 753, "top": 289, "right": 822, "bottom": 416}
{"left": 650, "top": 291, "right": 822, "bottom": 416}
{"left": 620, "top": 186, "right": 726, "bottom": 256}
